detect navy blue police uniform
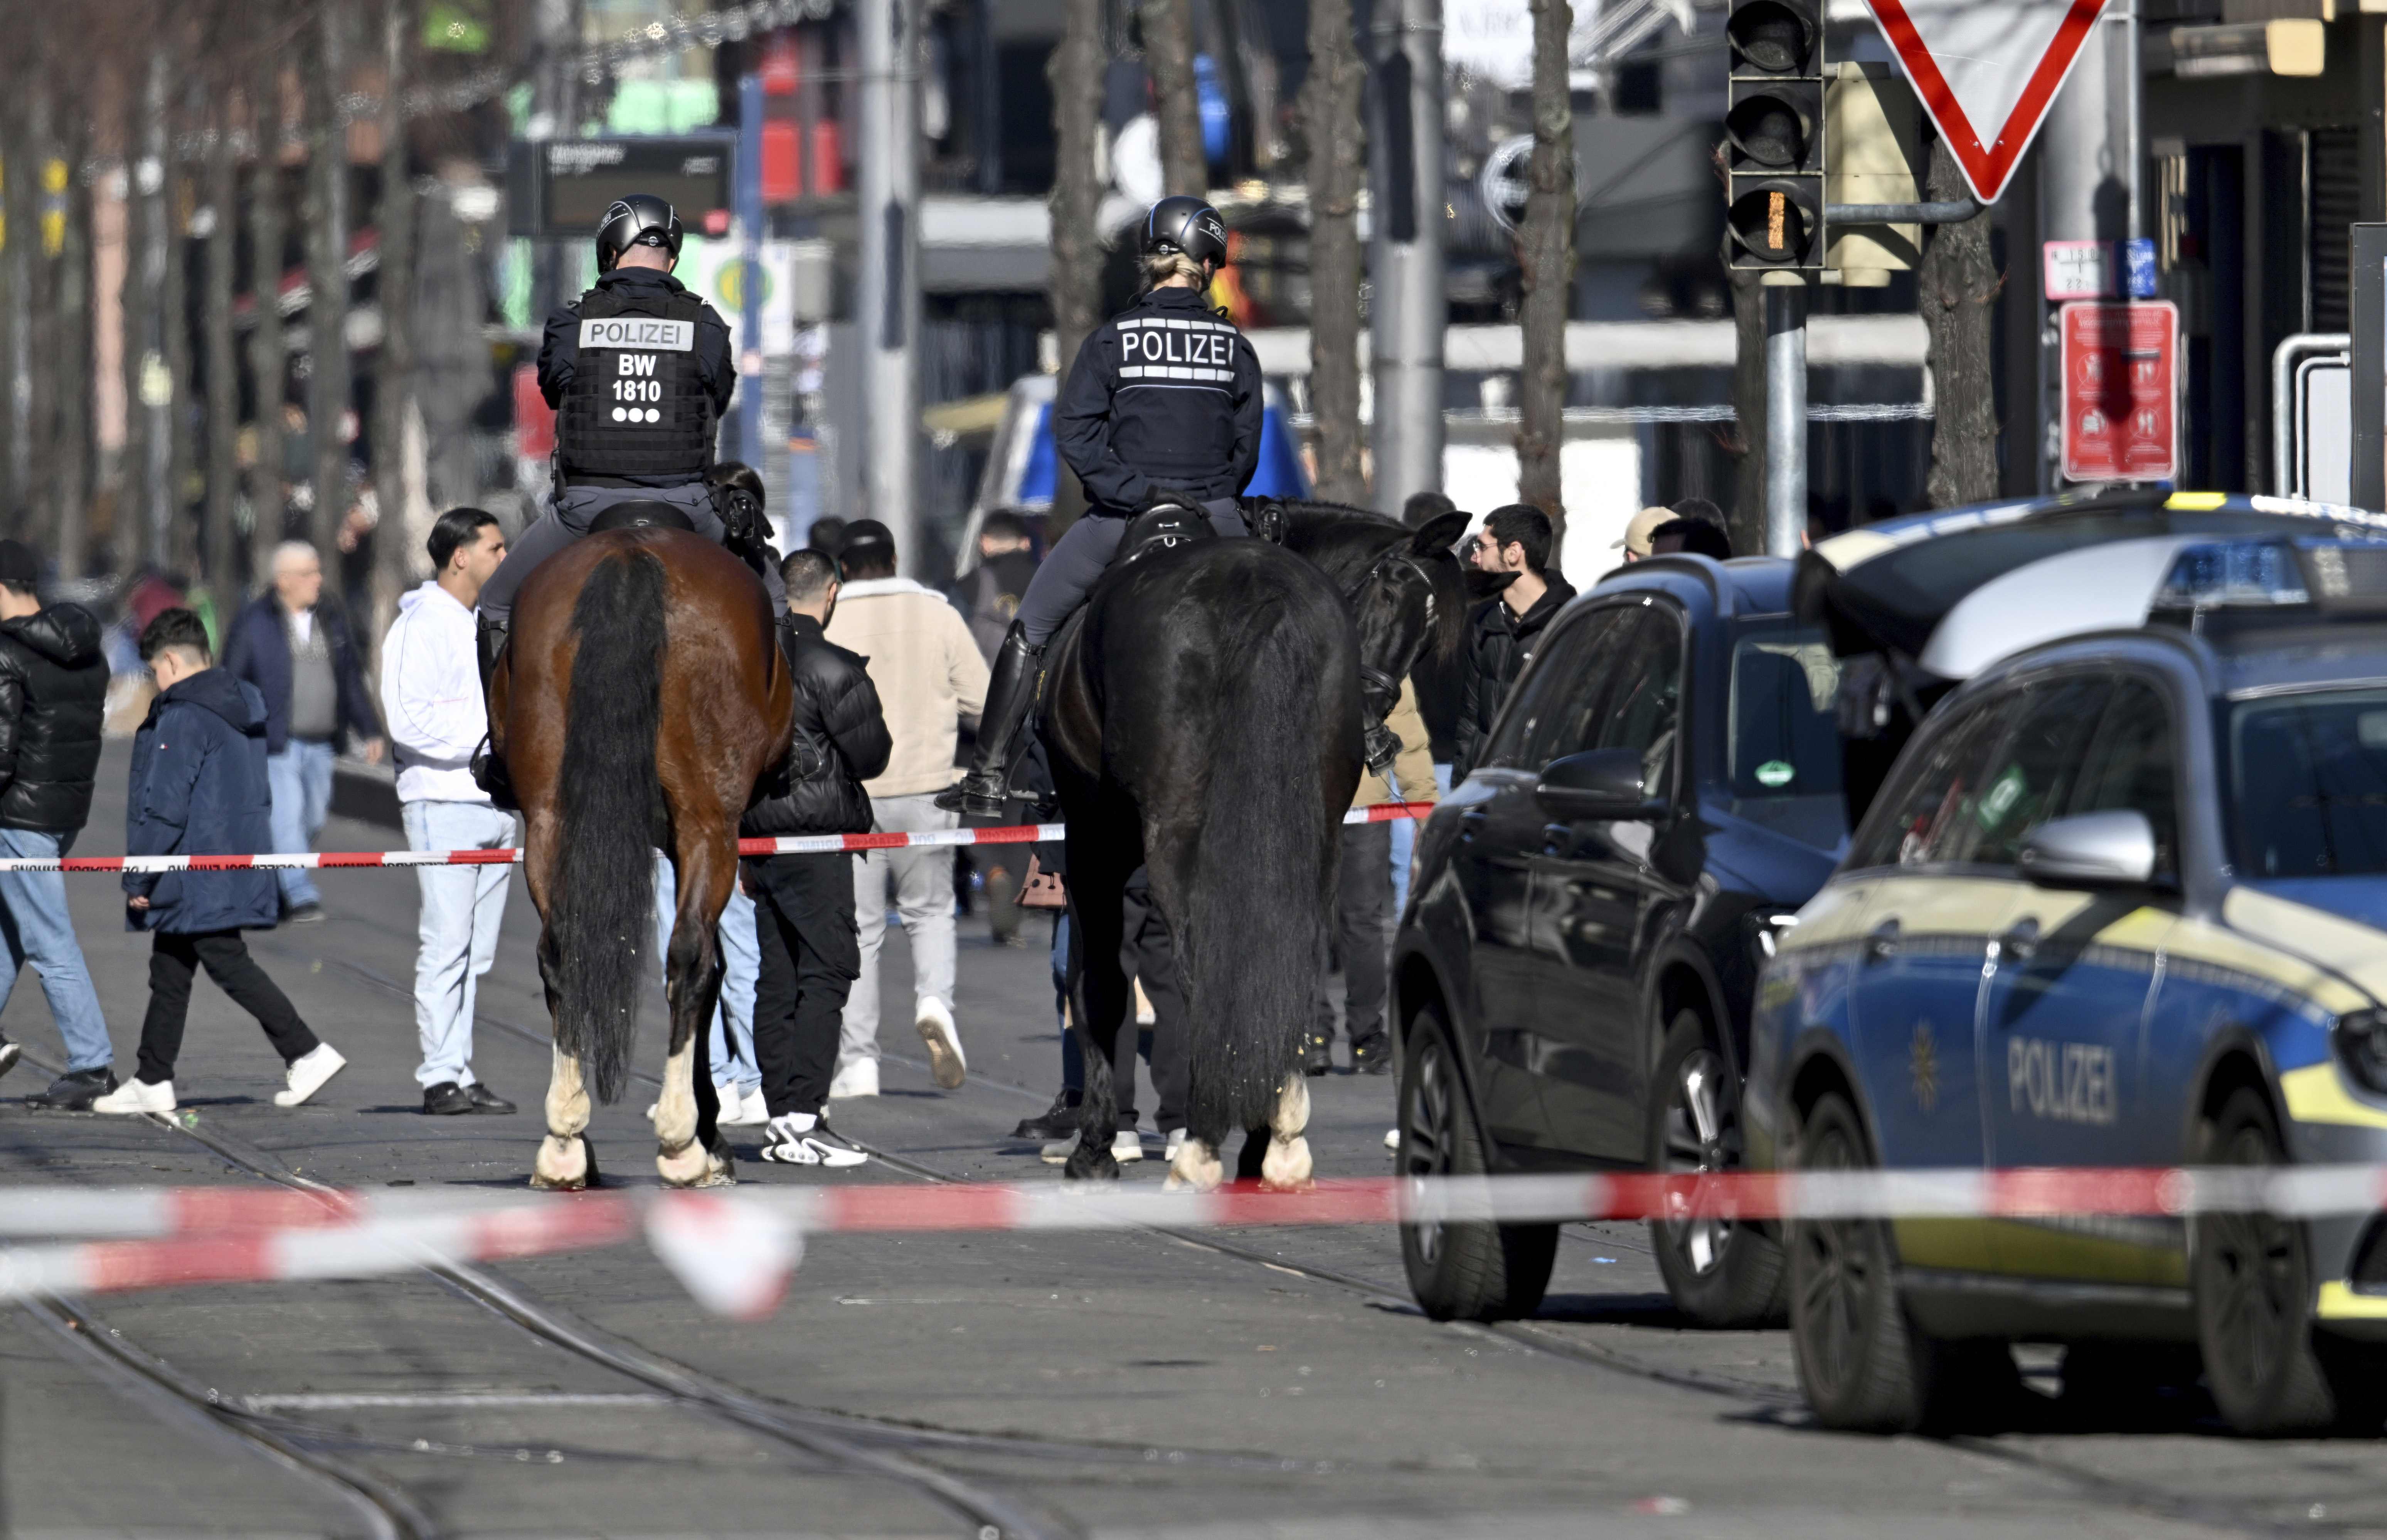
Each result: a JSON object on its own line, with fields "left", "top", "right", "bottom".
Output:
{"left": 475, "top": 265, "right": 784, "bottom": 625}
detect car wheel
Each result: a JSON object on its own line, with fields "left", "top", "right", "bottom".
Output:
{"left": 2193, "top": 1088, "right": 2387, "bottom": 1436}
{"left": 1787, "top": 1091, "right": 2008, "bottom": 1432}
{"left": 1398, "top": 1003, "right": 1557, "bottom": 1322}
{"left": 1647, "top": 1005, "right": 1786, "bottom": 1328}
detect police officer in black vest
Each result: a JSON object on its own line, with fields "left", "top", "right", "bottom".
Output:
{"left": 939, "top": 197, "right": 1263, "bottom": 818}
{"left": 476, "top": 194, "right": 784, "bottom": 679}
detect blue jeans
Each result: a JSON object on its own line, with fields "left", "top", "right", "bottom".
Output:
{"left": 1389, "top": 762, "right": 1451, "bottom": 918}
{"left": 266, "top": 739, "right": 336, "bottom": 909}
{"left": 402, "top": 801, "right": 513, "bottom": 1089}
{"left": 655, "top": 853, "right": 759, "bottom": 1093}
{"left": 0, "top": 827, "right": 113, "bottom": 1073}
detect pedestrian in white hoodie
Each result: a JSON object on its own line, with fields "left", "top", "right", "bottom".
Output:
{"left": 823, "top": 520, "right": 989, "bottom": 1095}
{"left": 380, "top": 509, "right": 518, "bottom": 1116}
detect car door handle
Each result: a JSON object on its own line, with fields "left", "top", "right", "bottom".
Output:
{"left": 1864, "top": 919, "right": 1900, "bottom": 963}
{"left": 1998, "top": 917, "right": 2040, "bottom": 963}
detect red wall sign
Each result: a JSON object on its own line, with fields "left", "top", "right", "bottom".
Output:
{"left": 2058, "top": 301, "right": 2178, "bottom": 483}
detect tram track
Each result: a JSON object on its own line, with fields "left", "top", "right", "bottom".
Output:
{"left": 32, "top": 953, "right": 2361, "bottom": 1539}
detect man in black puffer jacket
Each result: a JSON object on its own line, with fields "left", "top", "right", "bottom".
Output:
{"left": 0, "top": 540, "right": 119, "bottom": 1108}
{"left": 742, "top": 548, "right": 893, "bottom": 1167}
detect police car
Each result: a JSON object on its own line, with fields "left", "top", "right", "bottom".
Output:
{"left": 1749, "top": 509, "right": 2387, "bottom": 1437}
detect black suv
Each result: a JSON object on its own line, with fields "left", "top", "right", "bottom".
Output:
{"left": 1392, "top": 555, "right": 1847, "bottom": 1325}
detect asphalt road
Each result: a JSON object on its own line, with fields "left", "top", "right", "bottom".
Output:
{"left": 4, "top": 743, "right": 2384, "bottom": 1538}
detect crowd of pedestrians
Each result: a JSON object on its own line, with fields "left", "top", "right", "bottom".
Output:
{"left": 0, "top": 483, "right": 1732, "bottom": 1152}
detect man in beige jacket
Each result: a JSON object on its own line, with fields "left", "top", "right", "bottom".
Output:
{"left": 822, "top": 521, "right": 990, "bottom": 1096}
{"left": 1310, "top": 677, "right": 1436, "bottom": 1076}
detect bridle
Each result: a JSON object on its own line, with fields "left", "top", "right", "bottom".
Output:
{"left": 1351, "top": 542, "right": 1443, "bottom": 719}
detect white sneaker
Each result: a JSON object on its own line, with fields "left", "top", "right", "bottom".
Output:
{"left": 915, "top": 998, "right": 966, "bottom": 1089}
{"left": 1041, "top": 1136, "right": 1076, "bottom": 1165}
{"left": 1164, "top": 1128, "right": 1188, "bottom": 1163}
{"left": 1384, "top": 1127, "right": 1401, "bottom": 1153}
{"left": 828, "top": 1058, "right": 879, "bottom": 1098}
{"left": 714, "top": 1083, "right": 764, "bottom": 1125}
{"left": 273, "top": 1044, "right": 347, "bottom": 1108}
{"left": 92, "top": 1078, "right": 176, "bottom": 1115}
{"left": 1111, "top": 1128, "right": 1143, "bottom": 1163}
{"left": 739, "top": 1086, "right": 769, "bottom": 1125}
{"left": 758, "top": 1113, "right": 869, "bottom": 1167}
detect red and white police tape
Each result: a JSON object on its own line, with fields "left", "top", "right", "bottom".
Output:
{"left": 7, "top": 1166, "right": 2387, "bottom": 1321}
{"left": 0, "top": 801, "right": 1439, "bottom": 874}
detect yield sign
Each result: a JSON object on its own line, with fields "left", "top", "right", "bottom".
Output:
{"left": 1866, "top": 0, "right": 2107, "bottom": 206}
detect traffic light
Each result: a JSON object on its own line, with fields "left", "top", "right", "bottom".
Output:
{"left": 1725, "top": 0, "right": 1825, "bottom": 271}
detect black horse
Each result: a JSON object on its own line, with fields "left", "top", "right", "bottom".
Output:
{"left": 1043, "top": 537, "right": 1364, "bottom": 1188}
{"left": 1267, "top": 499, "right": 1470, "bottom": 767}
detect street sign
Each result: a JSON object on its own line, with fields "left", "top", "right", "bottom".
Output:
{"left": 1864, "top": 0, "right": 2106, "bottom": 205}
{"left": 2044, "top": 238, "right": 2160, "bottom": 299}
{"left": 2058, "top": 301, "right": 2178, "bottom": 483}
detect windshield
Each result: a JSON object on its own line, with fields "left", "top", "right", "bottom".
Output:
{"left": 2231, "top": 688, "right": 2387, "bottom": 877}
{"left": 1728, "top": 619, "right": 1846, "bottom": 851}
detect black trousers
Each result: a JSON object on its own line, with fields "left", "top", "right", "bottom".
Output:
{"left": 1111, "top": 868, "right": 1188, "bottom": 1131}
{"left": 1312, "top": 822, "right": 1393, "bottom": 1044}
{"left": 135, "top": 930, "right": 321, "bottom": 1086}
{"left": 747, "top": 852, "right": 861, "bottom": 1119}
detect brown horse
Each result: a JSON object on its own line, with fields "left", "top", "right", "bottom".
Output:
{"left": 489, "top": 528, "right": 793, "bottom": 1189}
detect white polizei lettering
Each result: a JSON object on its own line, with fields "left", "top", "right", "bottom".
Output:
{"left": 579, "top": 318, "right": 695, "bottom": 352}
{"left": 2007, "top": 1037, "right": 2117, "bottom": 1125}
{"left": 1121, "top": 329, "right": 1143, "bottom": 360}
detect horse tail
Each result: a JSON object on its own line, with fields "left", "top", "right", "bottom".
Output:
{"left": 549, "top": 543, "right": 667, "bottom": 1104}
{"left": 1182, "top": 589, "right": 1337, "bottom": 1133}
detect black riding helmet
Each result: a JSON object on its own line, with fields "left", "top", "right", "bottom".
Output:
{"left": 595, "top": 194, "right": 685, "bottom": 273}
{"left": 1142, "top": 196, "right": 1229, "bottom": 267}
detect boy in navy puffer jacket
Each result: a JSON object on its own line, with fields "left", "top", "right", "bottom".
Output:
{"left": 91, "top": 610, "right": 346, "bottom": 1115}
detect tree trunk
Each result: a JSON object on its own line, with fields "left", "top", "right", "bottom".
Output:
{"left": 1043, "top": 0, "right": 1104, "bottom": 540}
{"left": 370, "top": 0, "right": 419, "bottom": 654}
{"left": 163, "top": 142, "right": 198, "bottom": 579}
{"left": 118, "top": 60, "right": 158, "bottom": 576}
{"left": 204, "top": 90, "right": 241, "bottom": 595}
{"left": 1141, "top": 0, "right": 1204, "bottom": 197}
{"left": 248, "top": 42, "right": 291, "bottom": 583}
{"left": 1302, "top": 0, "right": 1365, "bottom": 505}
{"left": 56, "top": 124, "right": 89, "bottom": 577}
{"left": 305, "top": 1, "right": 351, "bottom": 561}
{"left": 1918, "top": 137, "right": 2000, "bottom": 509}
{"left": 19, "top": 94, "right": 56, "bottom": 547}
{"left": 3, "top": 100, "right": 30, "bottom": 534}
{"left": 1516, "top": 0, "right": 1574, "bottom": 551}
{"left": 1727, "top": 264, "right": 1768, "bottom": 560}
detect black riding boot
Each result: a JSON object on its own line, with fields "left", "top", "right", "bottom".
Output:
{"left": 470, "top": 615, "right": 518, "bottom": 812}
{"left": 936, "top": 620, "right": 1042, "bottom": 819}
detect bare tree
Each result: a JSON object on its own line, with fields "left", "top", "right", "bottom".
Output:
{"left": 55, "top": 118, "right": 92, "bottom": 577}
{"left": 1044, "top": 0, "right": 1104, "bottom": 540}
{"left": 163, "top": 101, "right": 199, "bottom": 579}
{"left": 304, "top": 0, "right": 352, "bottom": 559}
{"left": 248, "top": 30, "right": 291, "bottom": 581}
{"left": 1516, "top": 0, "right": 1574, "bottom": 546}
{"left": 203, "top": 83, "right": 241, "bottom": 593}
{"left": 117, "top": 52, "right": 163, "bottom": 576}
{"left": 1140, "top": 0, "right": 1204, "bottom": 197}
{"left": 1917, "top": 138, "right": 1999, "bottom": 508}
{"left": 370, "top": 0, "right": 420, "bottom": 644}
{"left": 1301, "top": 0, "right": 1365, "bottom": 505}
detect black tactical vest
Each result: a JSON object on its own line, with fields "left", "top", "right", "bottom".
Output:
{"left": 555, "top": 286, "right": 715, "bottom": 482}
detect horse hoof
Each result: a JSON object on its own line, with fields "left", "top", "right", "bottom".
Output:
{"left": 530, "top": 1134, "right": 596, "bottom": 1190}
{"left": 1165, "top": 1139, "right": 1224, "bottom": 1193}
{"left": 1260, "top": 1135, "right": 1314, "bottom": 1192}
{"left": 657, "top": 1139, "right": 712, "bottom": 1188}
{"left": 1063, "top": 1143, "right": 1120, "bottom": 1182}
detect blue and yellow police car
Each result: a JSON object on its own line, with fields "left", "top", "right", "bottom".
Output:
{"left": 1750, "top": 521, "right": 2387, "bottom": 1437}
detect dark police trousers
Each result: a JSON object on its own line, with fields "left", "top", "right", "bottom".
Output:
{"left": 475, "top": 482, "right": 788, "bottom": 626}
{"left": 135, "top": 931, "right": 322, "bottom": 1086}
{"left": 1061, "top": 866, "right": 1188, "bottom": 1133}
{"left": 1313, "top": 822, "right": 1393, "bottom": 1047}
{"left": 747, "top": 852, "right": 861, "bottom": 1120}
{"left": 1015, "top": 499, "right": 1249, "bottom": 646}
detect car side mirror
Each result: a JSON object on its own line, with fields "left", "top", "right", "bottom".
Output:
{"left": 2016, "top": 810, "right": 2159, "bottom": 890}
{"left": 1536, "top": 748, "right": 1665, "bottom": 820}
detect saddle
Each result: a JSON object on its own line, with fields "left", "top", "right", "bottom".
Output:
{"left": 587, "top": 499, "right": 697, "bottom": 534}
{"left": 1117, "top": 503, "right": 1215, "bottom": 565}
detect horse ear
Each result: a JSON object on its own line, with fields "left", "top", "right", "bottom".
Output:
{"left": 1412, "top": 510, "right": 1470, "bottom": 555}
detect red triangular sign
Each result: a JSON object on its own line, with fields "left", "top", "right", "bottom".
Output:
{"left": 1866, "top": 0, "right": 2108, "bottom": 206}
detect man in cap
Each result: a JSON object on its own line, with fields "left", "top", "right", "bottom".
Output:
{"left": 0, "top": 540, "right": 117, "bottom": 1108}
{"left": 1617, "top": 506, "right": 1674, "bottom": 562}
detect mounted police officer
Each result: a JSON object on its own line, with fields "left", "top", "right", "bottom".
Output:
{"left": 938, "top": 196, "right": 1263, "bottom": 818}
{"left": 474, "top": 194, "right": 784, "bottom": 687}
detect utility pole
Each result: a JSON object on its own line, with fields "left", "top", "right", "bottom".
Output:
{"left": 2036, "top": 0, "right": 2140, "bottom": 492}
{"left": 1368, "top": 0, "right": 1444, "bottom": 519}
{"left": 736, "top": 71, "right": 765, "bottom": 472}
{"left": 1516, "top": 0, "right": 1574, "bottom": 548}
{"left": 857, "top": 0, "right": 921, "bottom": 571}
{"left": 531, "top": 0, "right": 581, "bottom": 339}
